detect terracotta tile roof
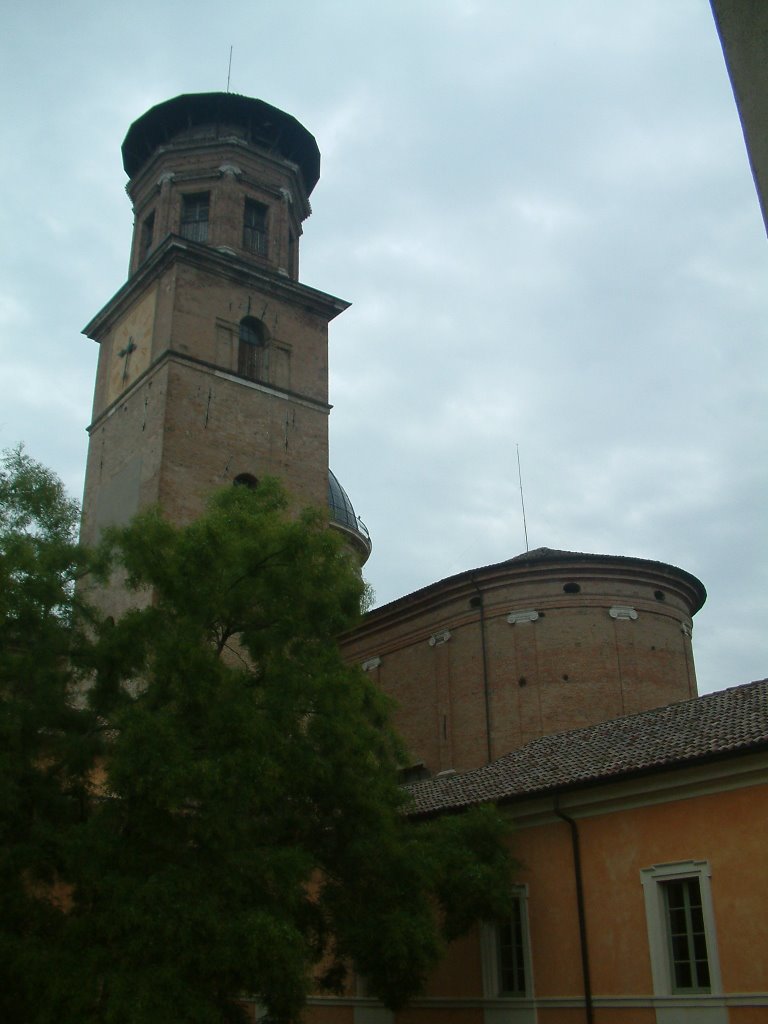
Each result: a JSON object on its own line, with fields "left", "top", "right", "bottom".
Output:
{"left": 406, "top": 679, "right": 768, "bottom": 817}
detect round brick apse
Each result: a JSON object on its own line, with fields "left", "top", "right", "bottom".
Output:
{"left": 342, "top": 548, "right": 705, "bottom": 774}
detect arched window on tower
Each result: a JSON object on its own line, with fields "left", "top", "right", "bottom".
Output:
{"left": 238, "top": 317, "right": 267, "bottom": 382}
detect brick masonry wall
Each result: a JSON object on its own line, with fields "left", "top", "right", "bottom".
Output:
{"left": 127, "top": 138, "right": 307, "bottom": 280}
{"left": 343, "top": 559, "right": 701, "bottom": 772}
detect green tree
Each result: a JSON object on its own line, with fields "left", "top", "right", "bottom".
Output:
{"left": 1, "top": 460, "right": 516, "bottom": 1023}
{"left": 0, "top": 448, "right": 96, "bottom": 1022}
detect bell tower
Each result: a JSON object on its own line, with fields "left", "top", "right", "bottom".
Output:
{"left": 80, "top": 93, "right": 369, "bottom": 614}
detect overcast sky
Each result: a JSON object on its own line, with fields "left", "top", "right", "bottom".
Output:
{"left": 2, "top": 1, "right": 766, "bottom": 695}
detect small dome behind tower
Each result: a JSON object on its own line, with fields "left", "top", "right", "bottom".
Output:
{"left": 328, "top": 470, "right": 371, "bottom": 564}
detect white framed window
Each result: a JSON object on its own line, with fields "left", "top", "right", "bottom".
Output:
{"left": 640, "top": 860, "right": 723, "bottom": 1001}
{"left": 481, "top": 886, "right": 534, "bottom": 999}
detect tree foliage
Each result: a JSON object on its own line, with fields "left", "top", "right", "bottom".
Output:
{"left": 0, "top": 448, "right": 96, "bottom": 1022}
{"left": 0, "top": 454, "right": 517, "bottom": 1023}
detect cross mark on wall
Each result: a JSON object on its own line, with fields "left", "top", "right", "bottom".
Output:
{"left": 118, "top": 338, "right": 137, "bottom": 382}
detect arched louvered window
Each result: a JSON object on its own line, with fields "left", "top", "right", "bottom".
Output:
{"left": 238, "top": 317, "right": 266, "bottom": 382}
{"left": 180, "top": 192, "right": 209, "bottom": 243}
{"left": 243, "top": 199, "right": 268, "bottom": 256}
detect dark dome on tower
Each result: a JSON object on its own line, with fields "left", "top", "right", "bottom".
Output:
{"left": 121, "top": 91, "right": 321, "bottom": 193}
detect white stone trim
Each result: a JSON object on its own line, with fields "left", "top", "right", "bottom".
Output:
{"left": 306, "top": 993, "right": 768, "bottom": 1010}
{"left": 428, "top": 629, "right": 452, "bottom": 647}
{"left": 483, "top": 1006, "right": 537, "bottom": 1024}
{"left": 506, "top": 610, "right": 539, "bottom": 625}
{"left": 609, "top": 604, "right": 638, "bottom": 620}
{"left": 353, "top": 1008, "right": 393, "bottom": 1024}
{"left": 213, "top": 366, "right": 326, "bottom": 411}
{"left": 497, "top": 753, "right": 768, "bottom": 832}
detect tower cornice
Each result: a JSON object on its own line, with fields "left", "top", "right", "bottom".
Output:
{"left": 85, "top": 348, "right": 332, "bottom": 435}
{"left": 83, "top": 235, "right": 350, "bottom": 342}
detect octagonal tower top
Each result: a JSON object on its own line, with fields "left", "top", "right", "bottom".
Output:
{"left": 121, "top": 92, "right": 321, "bottom": 195}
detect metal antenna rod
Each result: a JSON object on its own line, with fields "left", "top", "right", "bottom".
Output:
{"left": 516, "top": 444, "right": 529, "bottom": 552}
{"left": 227, "top": 46, "right": 233, "bottom": 92}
